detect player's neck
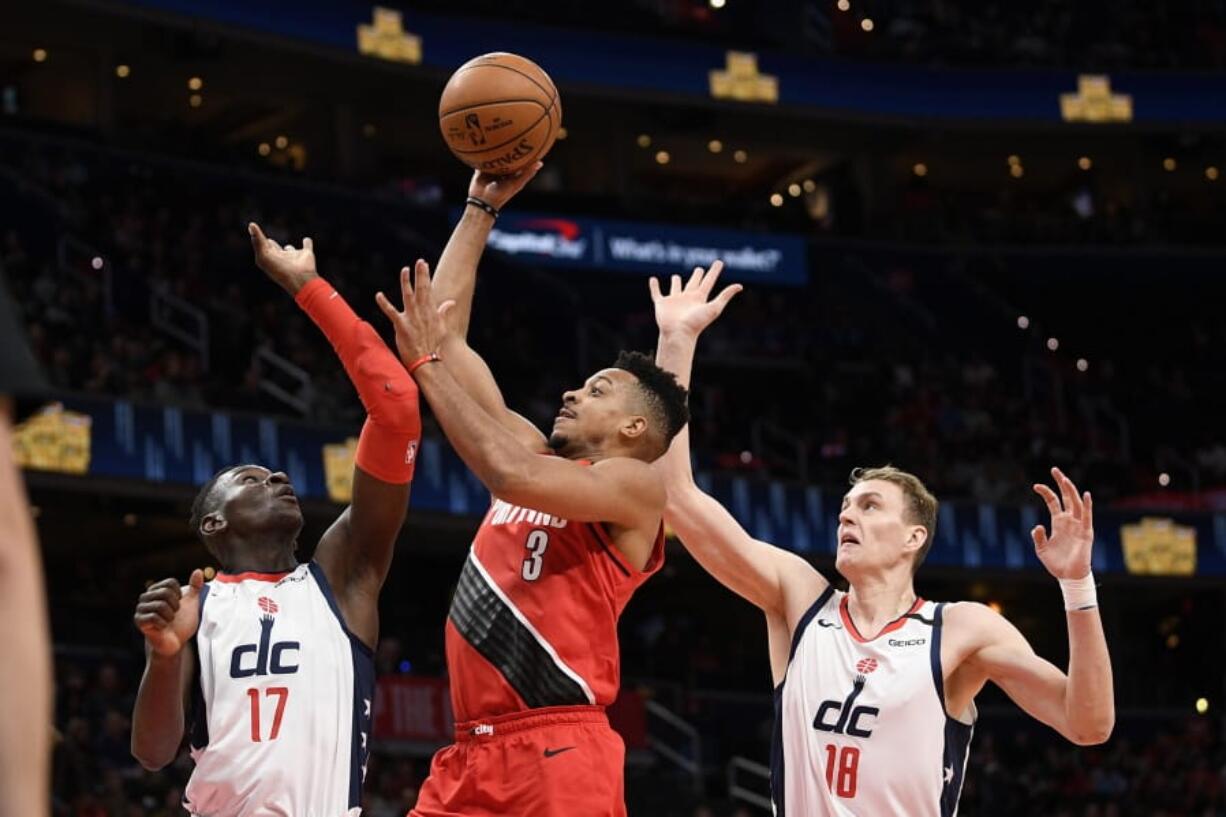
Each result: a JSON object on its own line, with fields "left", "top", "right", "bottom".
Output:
{"left": 220, "top": 537, "right": 299, "bottom": 574}
{"left": 845, "top": 575, "right": 917, "bottom": 635}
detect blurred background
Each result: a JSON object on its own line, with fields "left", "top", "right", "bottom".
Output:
{"left": 3, "top": 0, "right": 1226, "bottom": 814}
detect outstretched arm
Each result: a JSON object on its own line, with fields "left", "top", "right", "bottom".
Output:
{"left": 430, "top": 165, "right": 548, "bottom": 451}
{"left": 249, "top": 225, "right": 416, "bottom": 648}
{"left": 652, "top": 267, "right": 828, "bottom": 627}
{"left": 377, "top": 262, "right": 663, "bottom": 536}
{"left": 952, "top": 469, "right": 1113, "bottom": 745}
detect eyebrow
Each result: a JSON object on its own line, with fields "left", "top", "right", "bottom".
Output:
{"left": 592, "top": 375, "right": 614, "bottom": 387}
{"left": 842, "top": 491, "right": 884, "bottom": 505}
{"left": 233, "top": 466, "right": 269, "bottom": 480}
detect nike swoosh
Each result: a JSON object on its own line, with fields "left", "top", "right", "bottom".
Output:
{"left": 543, "top": 746, "right": 576, "bottom": 758}
{"left": 817, "top": 619, "right": 843, "bottom": 629}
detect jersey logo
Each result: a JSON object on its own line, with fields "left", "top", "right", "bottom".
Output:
{"left": 817, "top": 618, "right": 843, "bottom": 629}
{"left": 229, "top": 598, "right": 301, "bottom": 678}
{"left": 814, "top": 673, "right": 879, "bottom": 738}
{"left": 888, "top": 637, "right": 926, "bottom": 647}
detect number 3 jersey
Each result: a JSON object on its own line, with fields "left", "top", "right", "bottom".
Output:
{"left": 773, "top": 588, "right": 976, "bottom": 817}
{"left": 184, "top": 563, "right": 375, "bottom": 817}
{"left": 445, "top": 496, "right": 665, "bottom": 723}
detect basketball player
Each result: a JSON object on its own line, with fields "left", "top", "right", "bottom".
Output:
{"left": 0, "top": 271, "right": 51, "bottom": 817}
{"left": 129, "top": 225, "right": 423, "bottom": 816}
{"left": 372, "top": 172, "right": 689, "bottom": 817}
{"left": 650, "top": 266, "right": 1115, "bottom": 816}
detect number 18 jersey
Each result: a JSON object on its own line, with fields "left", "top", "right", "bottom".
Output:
{"left": 444, "top": 496, "right": 665, "bottom": 723}
{"left": 773, "top": 589, "right": 976, "bottom": 817}
{"left": 184, "top": 562, "right": 375, "bottom": 817}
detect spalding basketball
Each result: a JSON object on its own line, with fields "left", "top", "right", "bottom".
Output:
{"left": 438, "top": 52, "right": 562, "bottom": 175}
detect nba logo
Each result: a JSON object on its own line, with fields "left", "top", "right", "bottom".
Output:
{"left": 464, "top": 113, "right": 486, "bottom": 146}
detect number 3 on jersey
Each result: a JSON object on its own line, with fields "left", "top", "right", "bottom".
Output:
{"left": 521, "top": 529, "right": 550, "bottom": 581}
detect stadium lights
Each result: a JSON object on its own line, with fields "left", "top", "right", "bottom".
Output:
{"left": 362, "top": 123, "right": 376, "bottom": 137}
{"left": 275, "top": 135, "right": 289, "bottom": 149}
{"left": 788, "top": 183, "right": 802, "bottom": 197}
{"left": 115, "top": 64, "right": 131, "bottom": 78}
{"left": 1207, "top": 166, "right": 1220, "bottom": 181}
{"left": 33, "top": 48, "right": 48, "bottom": 63}
{"left": 1007, "top": 154, "right": 1021, "bottom": 166}
{"left": 1078, "top": 156, "right": 1092, "bottom": 170}
{"left": 1016, "top": 315, "right": 1030, "bottom": 329}
{"left": 1163, "top": 157, "right": 1177, "bottom": 171}
{"left": 123, "top": 513, "right": 138, "bottom": 527}
{"left": 189, "top": 94, "right": 203, "bottom": 108}
{"left": 837, "top": 0, "right": 851, "bottom": 10}
{"left": 91, "top": 256, "right": 104, "bottom": 270}
{"left": 188, "top": 76, "right": 203, "bottom": 91}
{"left": 258, "top": 142, "right": 271, "bottom": 156}
{"left": 636, "top": 134, "right": 651, "bottom": 148}
{"left": 708, "top": 139, "right": 723, "bottom": 154}
{"left": 655, "top": 150, "right": 670, "bottom": 165}
{"left": 1076, "top": 358, "right": 1089, "bottom": 372}
{"left": 987, "top": 601, "right": 1003, "bottom": 614}
{"left": 861, "top": 18, "right": 874, "bottom": 31}
{"left": 1046, "top": 337, "right": 1059, "bottom": 351}
{"left": 733, "top": 149, "right": 748, "bottom": 163}
{"left": 710, "top": 0, "right": 726, "bottom": 8}
{"left": 769, "top": 193, "right": 784, "bottom": 207}
{"left": 557, "top": 127, "right": 568, "bottom": 140}
{"left": 913, "top": 162, "right": 928, "bottom": 177}
{"left": 1010, "top": 164, "right": 1024, "bottom": 178}
{"left": 803, "top": 179, "right": 816, "bottom": 192}
{"left": 1166, "top": 633, "right": 1179, "bottom": 649}
{"left": 1158, "top": 472, "right": 1171, "bottom": 487}
{"left": 1197, "top": 698, "right": 1210, "bottom": 715}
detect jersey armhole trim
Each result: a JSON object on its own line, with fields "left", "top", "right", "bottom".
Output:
{"left": 930, "top": 601, "right": 946, "bottom": 708}
{"left": 308, "top": 560, "right": 375, "bottom": 659}
{"left": 787, "top": 584, "right": 836, "bottom": 664}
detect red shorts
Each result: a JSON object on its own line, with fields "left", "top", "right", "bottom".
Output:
{"left": 409, "top": 705, "right": 627, "bottom": 817}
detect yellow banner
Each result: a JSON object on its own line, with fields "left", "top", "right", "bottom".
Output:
{"left": 1120, "top": 517, "right": 1196, "bottom": 576}
{"left": 13, "top": 403, "right": 92, "bottom": 475}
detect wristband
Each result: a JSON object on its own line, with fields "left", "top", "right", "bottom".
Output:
{"left": 407, "top": 352, "right": 441, "bottom": 375}
{"left": 466, "top": 196, "right": 500, "bottom": 219}
{"left": 1058, "top": 572, "right": 1098, "bottom": 611}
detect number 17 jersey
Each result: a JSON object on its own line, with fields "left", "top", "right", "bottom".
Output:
{"left": 445, "top": 496, "right": 665, "bottom": 723}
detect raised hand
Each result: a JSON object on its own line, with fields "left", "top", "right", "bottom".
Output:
{"left": 469, "top": 161, "right": 544, "bottom": 211}
{"left": 249, "top": 222, "right": 319, "bottom": 296}
{"left": 134, "top": 569, "right": 205, "bottom": 657}
{"left": 375, "top": 260, "right": 456, "bottom": 369}
{"left": 650, "top": 261, "right": 743, "bottom": 339}
{"left": 1032, "top": 467, "right": 1095, "bottom": 580}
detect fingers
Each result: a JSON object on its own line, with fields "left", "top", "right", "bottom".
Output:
{"left": 669, "top": 274, "right": 682, "bottom": 296}
{"left": 188, "top": 568, "right": 205, "bottom": 592}
{"left": 1033, "top": 483, "right": 1061, "bottom": 516}
{"left": 699, "top": 260, "right": 725, "bottom": 295}
{"left": 398, "top": 266, "right": 413, "bottom": 307}
{"left": 375, "top": 291, "right": 399, "bottom": 322}
{"left": 648, "top": 276, "right": 662, "bottom": 303}
{"left": 713, "top": 283, "right": 743, "bottom": 313}
{"left": 685, "top": 266, "right": 703, "bottom": 291}
{"left": 1052, "top": 467, "right": 1083, "bottom": 519}
{"left": 1082, "top": 492, "right": 1094, "bottom": 531}
{"left": 413, "top": 259, "right": 433, "bottom": 307}
{"left": 1032, "top": 525, "right": 1049, "bottom": 549}
{"left": 437, "top": 299, "right": 457, "bottom": 322}
{"left": 302, "top": 237, "right": 314, "bottom": 252}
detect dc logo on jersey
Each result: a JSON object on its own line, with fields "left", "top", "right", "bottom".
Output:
{"left": 229, "top": 597, "right": 300, "bottom": 678}
{"left": 814, "top": 671, "right": 880, "bottom": 738}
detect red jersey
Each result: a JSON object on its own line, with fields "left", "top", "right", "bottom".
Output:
{"left": 444, "top": 495, "right": 664, "bottom": 722}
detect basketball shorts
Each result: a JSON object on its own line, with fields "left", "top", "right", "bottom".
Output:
{"left": 409, "top": 705, "right": 626, "bottom": 817}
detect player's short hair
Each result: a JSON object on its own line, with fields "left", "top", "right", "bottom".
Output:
{"left": 188, "top": 465, "right": 235, "bottom": 544}
{"left": 849, "top": 465, "right": 938, "bottom": 574}
{"left": 613, "top": 350, "right": 689, "bottom": 456}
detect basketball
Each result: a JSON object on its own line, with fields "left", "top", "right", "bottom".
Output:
{"left": 438, "top": 52, "right": 562, "bottom": 175}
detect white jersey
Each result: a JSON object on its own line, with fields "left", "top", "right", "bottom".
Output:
{"left": 184, "top": 562, "right": 375, "bottom": 817}
{"left": 772, "top": 588, "right": 975, "bottom": 817}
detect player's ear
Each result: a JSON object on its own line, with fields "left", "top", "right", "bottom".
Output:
{"left": 904, "top": 525, "right": 927, "bottom": 554}
{"left": 201, "top": 512, "right": 227, "bottom": 537}
{"left": 619, "top": 414, "right": 648, "bottom": 442}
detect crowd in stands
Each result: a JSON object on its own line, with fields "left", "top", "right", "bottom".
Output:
{"left": 3, "top": 134, "right": 1224, "bottom": 505}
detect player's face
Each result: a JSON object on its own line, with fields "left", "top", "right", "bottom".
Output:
{"left": 214, "top": 465, "right": 304, "bottom": 540}
{"left": 835, "top": 480, "right": 917, "bottom": 576}
{"left": 548, "top": 368, "right": 641, "bottom": 457}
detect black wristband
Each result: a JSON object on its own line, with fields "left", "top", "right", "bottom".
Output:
{"left": 466, "top": 196, "right": 500, "bottom": 220}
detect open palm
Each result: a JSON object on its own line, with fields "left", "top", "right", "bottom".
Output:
{"left": 1032, "top": 467, "right": 1095, "bottom": 580}
{"left": 650, "top": 261, "right": 743, "bottom": 339}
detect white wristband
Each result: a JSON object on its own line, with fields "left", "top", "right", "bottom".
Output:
{"left": 1058, "top": 572, "right": 1098, "bottom": 611}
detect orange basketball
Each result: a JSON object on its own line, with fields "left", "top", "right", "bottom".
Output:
{"left": 438, "top": 52, "right": 562, "bottom": 176}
